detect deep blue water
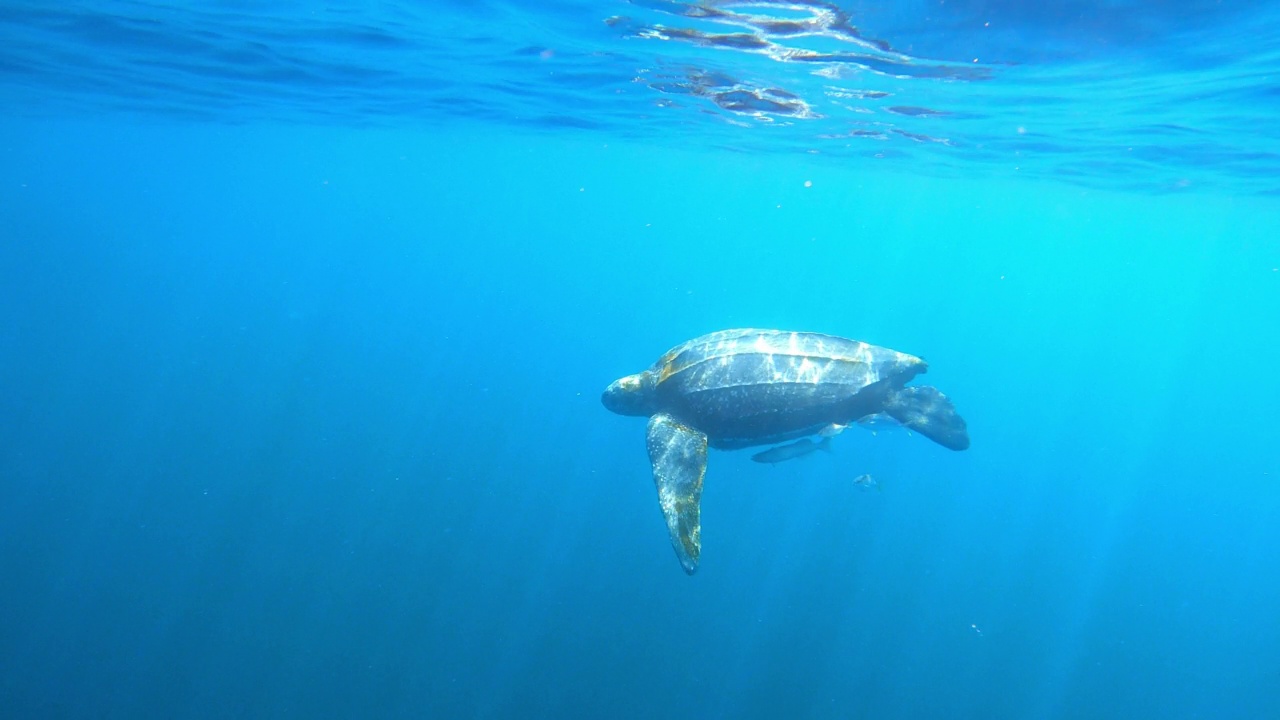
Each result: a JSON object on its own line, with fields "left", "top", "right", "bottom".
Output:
{"left": 1, "top": 2, "right": 1279, "bottom": 719}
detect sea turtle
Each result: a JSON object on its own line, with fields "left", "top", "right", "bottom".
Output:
{"left": 602, "top": 328, "right": 969, "bottom": 574}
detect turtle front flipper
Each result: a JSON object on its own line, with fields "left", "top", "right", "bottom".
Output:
{"left": 646, "top": 413, "right": 708, "bottom": 575}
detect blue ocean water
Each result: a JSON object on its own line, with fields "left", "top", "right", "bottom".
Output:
{"left": 1, "top": 2, "right": 1278, "bottom": 719}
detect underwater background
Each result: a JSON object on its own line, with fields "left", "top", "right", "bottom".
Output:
{"left": 1, "top": 2, "right": 1278, "bottom": 718}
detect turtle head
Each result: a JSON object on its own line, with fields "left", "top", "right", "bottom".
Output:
{"left": 602, "top": 371, "right": 658, "bottom": 417}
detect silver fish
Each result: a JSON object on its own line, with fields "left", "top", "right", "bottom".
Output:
{"left": 817, "top": 422, "right": 847, "bottom": 438}
{"left": 855, "top": 413, "right": 909, "bottom": 437}
{"left": 751, "top": 436, "right": 833, "bottom": 464}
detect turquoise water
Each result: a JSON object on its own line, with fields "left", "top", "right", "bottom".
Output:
{"left": 2, "top": 3, "right": 1279, "bottom": 719}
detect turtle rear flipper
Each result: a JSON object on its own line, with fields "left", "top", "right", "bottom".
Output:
{"left": 646, "top": 413, "right": 707, "bottom": 575}
{"left": 884, "top": 386, "right": 970, "bottom": 451}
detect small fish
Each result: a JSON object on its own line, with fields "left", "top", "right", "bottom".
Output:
{"left": 853, "top": 473, "right": 877, "bottom": 490}
{"left": 817, "top": 422, "right": 847, "bottom": 438}
{"left": 751, "top": 436, "right": 832, "bottom": 464}
{"left": 855, "top": 413, "right": 905, "bottom": 437}
{"left": 855, "top": 413, "right": 894, "bottom": 428}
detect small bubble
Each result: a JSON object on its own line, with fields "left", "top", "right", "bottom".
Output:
{"left": 803, "top": 180, "right": 812, "bottom": 188}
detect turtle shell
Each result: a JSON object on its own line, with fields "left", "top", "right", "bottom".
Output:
{"left": 647, "top": 329, "right": 926, "bottom": 449}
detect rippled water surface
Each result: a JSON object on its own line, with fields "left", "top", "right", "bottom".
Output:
{"left": 4, "top": 0, "right": 1280, "bottom": 192}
